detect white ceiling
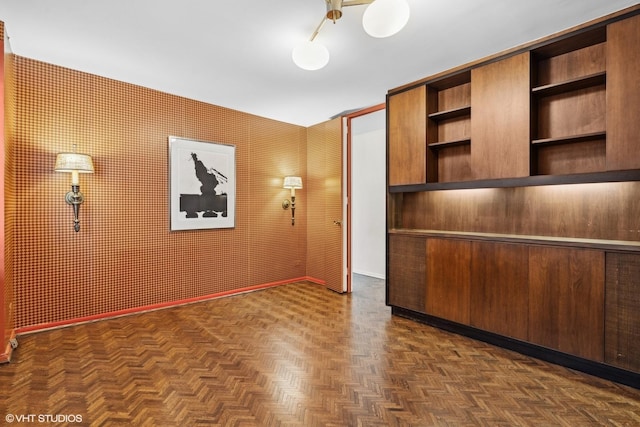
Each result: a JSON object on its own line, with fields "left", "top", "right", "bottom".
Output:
{"left": 0, "top": 0, "right": 638, "bottom": 127}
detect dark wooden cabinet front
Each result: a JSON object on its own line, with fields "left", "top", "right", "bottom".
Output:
{"left": 425, "top": 238, "right": 471, "bottom": 324}
{"left": 528, "top": 246, "right": 604, "bottom": 361}
{"left": 387, "top": 234, "right": 426, "bottom": 313}
{"left": 469, "top": 241, "right": 529, "bottom": 341}
{"left": 388, "top": 86, "right": 427, "bottom": 186}
{"left": 605, "top": 252, "right": 640, "bottom": 372}
{"left": 607, "top": 14, "right": 640, "bottom": 171}
{"left": 471, "top": 53, "right": 531, "bottom": 180}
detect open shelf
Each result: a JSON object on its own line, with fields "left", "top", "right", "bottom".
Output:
{"left": 428, "top": 138, "right": 471, "bottom": 149}
{"left": 532, "top": 72, "right": 606, "bottom": 97}
{"left": 428, "top": 106, "right": 471, "bottom": 121}
{"left": 532, "top": 131, "right": 606, "bottom": 146}
{"left": 425, "top": 71, "right": 472, "bottom": 184}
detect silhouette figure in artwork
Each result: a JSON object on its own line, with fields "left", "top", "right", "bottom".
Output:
{"left": 179, "top": 152, "right": 228, "bottom": 218}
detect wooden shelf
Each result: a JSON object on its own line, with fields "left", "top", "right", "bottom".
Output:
{"left": 388, "top": 169, "right": 640, "bottom": 193}
{"left": 428, "top": 138, "right": 471, "bottom": 149}
{"left": 388, "top": 228, "right": 640, "bottom": 253}
{"left": 428, "top": 106, "right": 471, "bottom": 121}
{"left": 532, "top": 131, "right": 606, "bottom": 146}
{"left": 532, "top": 72, "right": 606, "bottom": 97}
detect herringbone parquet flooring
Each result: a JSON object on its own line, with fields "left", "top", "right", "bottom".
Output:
{"left": 1, "top": 276, "right": 639, "bottom": 426}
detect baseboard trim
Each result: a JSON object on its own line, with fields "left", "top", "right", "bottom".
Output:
{"left": 391, "top": 306, "right": 640, "bottom": 390}
{"left": 16, "top": 277, "right": 324, "bottom": 336}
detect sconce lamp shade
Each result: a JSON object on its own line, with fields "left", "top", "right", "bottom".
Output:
{"left": 362, "top": 0, "right": 410, "bottom": 38}
{"left": 55, "top": 152, "right": 95, "bottom": 186}
{"left": 54, "top": 153, "right": 95, "bottom": 173}
{"left": 283, "top": 176, "right": 303, "bottom": 198}
{"left": 283, "top": 176, "right": 303, "bottom": 190}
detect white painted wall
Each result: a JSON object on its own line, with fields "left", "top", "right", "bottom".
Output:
{"left": 351, "top": 109, "right": 386, "bottom": 279}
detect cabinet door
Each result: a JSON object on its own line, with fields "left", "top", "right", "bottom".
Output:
{"left": 388, "top": 86, "right": 427, "bottom": 185}
{"left": 607, "top": 14, "right": 640, "bottom": 171}
{"left": 470, "top": 241, "right": 529, "bottom": 340}
{"left": 425, "top": 238, "right": 471, "bottom": 324}
{"left": 471, "top": 53, "right": 530, "bottom": 180}
{"left": 605, "top": 253, "right": 640, "bottom": 372}
{"left": 529, "top": 247, "right": 604, "bottom": 361}
{"left": 388, "top": 235, "right": 426, "bottom": 313}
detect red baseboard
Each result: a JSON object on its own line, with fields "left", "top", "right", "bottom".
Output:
{"left": 16, "top": 276, "right": 326, "bottom": 335}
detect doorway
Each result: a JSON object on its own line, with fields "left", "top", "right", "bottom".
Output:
{"left": 345, "top": 105, "right": 386, "bottom": 292}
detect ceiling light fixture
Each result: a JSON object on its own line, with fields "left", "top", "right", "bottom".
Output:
{"left": 292, "top": 0, "right": 410, "bottom": 71}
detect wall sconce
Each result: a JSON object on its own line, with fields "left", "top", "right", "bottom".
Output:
{"left": 282, "top": 176, "right": 303, "bottom": 225}
{"left": 54, "top": 150, "right": 95, "bottom": 232}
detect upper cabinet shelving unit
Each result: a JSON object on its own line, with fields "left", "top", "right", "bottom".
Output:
{"left": 530, "top": 27, "right": 607, "bottom": 176}
{"left": 426, "top": 71, "right": 472, "bottom": 183}
{"left": 387, "top": 9, "right": 640, "bottom": 192}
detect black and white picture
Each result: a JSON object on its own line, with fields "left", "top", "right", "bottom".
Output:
{"left": 169, "top": 136, "right": 236, "bottom": 230}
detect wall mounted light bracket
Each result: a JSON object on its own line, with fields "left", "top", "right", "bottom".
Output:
{"left": 65, "top": 184, "right": 85, "bottom": 232}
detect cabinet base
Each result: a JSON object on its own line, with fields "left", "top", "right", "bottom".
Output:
{"left": 391, "top": 306, "right": 640, "bottom": 390}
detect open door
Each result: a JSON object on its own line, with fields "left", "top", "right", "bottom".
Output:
{"left": 306, "top": 118, "right": 344, "bottom": 293}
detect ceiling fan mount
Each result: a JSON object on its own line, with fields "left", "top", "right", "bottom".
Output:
{"left": 325, "top": 0, "right": 374, "bottom": 23}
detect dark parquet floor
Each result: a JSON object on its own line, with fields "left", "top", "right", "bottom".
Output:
{"left": 1, "top": 275, "right": 639, "bottom": 426}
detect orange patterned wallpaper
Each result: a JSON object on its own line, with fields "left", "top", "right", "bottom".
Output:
{"left": 8, "top": 55, "right": 321, "bottom": 331}
{"left": 1, "top": 21, "right": 17, "bottom": 361}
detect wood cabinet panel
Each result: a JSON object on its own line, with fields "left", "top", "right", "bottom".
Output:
{"left": 536, "top": 85, "right": 606, "bottom": 140}
{"left": 388, "top": 235, "right": 426, "bottom": 313}
{"left": 536, "top": 42, "right": 605, "bottom": 86}
{"left": 437, "top": 82, "right": 470, "bottom": 111}
{"left": 529, "top": 247, "right": 604, "bottom": 361}
{"left": 607, "top": 14, "right": 640, "bottom": 171}
{"left": 471, "top": 53, "right": 530, "bottom": 180}
{"left": 535, "top": 138, "right": 606, "bottom": 175}
{"left": 437, "top": 144, "right": 473, "bottom": 183}
{"left": 470, "top": 241, "right": 529, "bottom": 340}
{"left": 605, "top": 253, "right": 640, "bottom": 372}
{"left": 388, "top": 86, "right": 427, "bottom": 185}
{"left": 425, "top": 238, "right": 471, "bottom": 324}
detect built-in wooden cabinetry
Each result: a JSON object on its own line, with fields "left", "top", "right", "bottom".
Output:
{"left": 605, "top": 253, "right": 640, "bottom": 373}
{"left": 388, "top": 86, "right": 426, "bottom": 186}
{"left": 528, "top": 246, "right": 604, "bottom": 362}
{"left": 386, "top": 6, "right": 640, "bottom": 388}
{"left": 472, "top": 53, "right": 530, "bottom": 180}
{"left": 607, "top": 15, "right": 640, "bottom": 171}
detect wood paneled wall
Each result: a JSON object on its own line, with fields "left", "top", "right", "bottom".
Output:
{"left": 401, "top": 181, "right": 640, "bottom": 242}
{"left": 7, "top": 55, "right": 323, "bottom": 331}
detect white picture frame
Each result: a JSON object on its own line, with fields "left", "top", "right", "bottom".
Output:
{"left": 169, "top": 136, "right": 236, "bottom": 230}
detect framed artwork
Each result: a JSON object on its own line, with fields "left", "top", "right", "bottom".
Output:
{"left": 169, "top": 136, "right": 236, "bottom": 230}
